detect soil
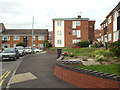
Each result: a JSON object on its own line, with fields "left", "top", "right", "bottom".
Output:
{"left": 63, "top": 55, "right": 120, "bottom": 66}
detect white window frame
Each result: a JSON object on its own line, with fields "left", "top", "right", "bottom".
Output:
{"left": 57, "top": 40, "right": 62, "bottom": 45}
{"left": 14, "top": 35, "right": 19, "bottom": 40}
{"left": 2, "top": 35, "right": 10, "bottom": 40}
{"left": 77, "top": 30, "right": 81, "bottom": 38}
{"left": 2, "top": 44, "right": 10, "bottom": 48}
{"left": 38, "top": 35, "right": 44, "bottom": 40}
{"left": 57, "top": 31, "right": 62, "bottom": 35}
{"left": 33, "top": 36, "right": 35, "bottom": 40}
{"left": 38, "top": 44, "right": 43, "bottom": 48}
{"left": 14, "top": 44, "right": 16, "bottom": 48}
{"left": 108, "top": 33, "right": 111, "bottom": 41}
{"left": 57, "top": 21, "right": 62, "bottom": 26}
{"left": 76, "top": 21, "right": 80, "bottom": 26}
{"left": 72, "top": 21, "right": 76, "bottom": 28}
{"left": 108, "top": 16, "right": 111, "bottom": 24}
{"left": 113, "top": 31, "right": 119, "bottom": 42}
{"left": 73, "top": 30, "right": 77, "bottom": 35}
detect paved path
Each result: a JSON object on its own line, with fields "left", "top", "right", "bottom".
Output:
{"left": 0, "top": 56, "right": 24, "bottom": 89}
{"left": 10, "top": 53, "right": 78, "bottom": 88}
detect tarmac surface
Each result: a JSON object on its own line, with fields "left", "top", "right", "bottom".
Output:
{"left": 9, "top": 53, "right": 78, "bottom": 88}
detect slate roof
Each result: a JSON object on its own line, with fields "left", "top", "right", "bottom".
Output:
{"left": 52, "top": 18, "right": 90, "bottom": 21}
{"left": 2, "top": 29, "right": 48, "bottom": 35}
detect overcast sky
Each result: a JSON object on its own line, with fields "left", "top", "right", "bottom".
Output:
{"left": 0, "top": 0, "right": 120, "bottom": 31}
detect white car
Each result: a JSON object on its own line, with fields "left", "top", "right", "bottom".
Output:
{"left": 15, "top": 46, "right": 25, "bottom": 56}
{"left": 25, "top": 47, "right": 32, "bottom": 54}
{"left": 33, "top": 48, "right": 42, "bottom": 53}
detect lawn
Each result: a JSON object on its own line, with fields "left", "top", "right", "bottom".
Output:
{"left": 74, "top": 64, "right": 120, "bottom": 76}
{"left": 49, "top": 47, "right": 96, "bottom": 56}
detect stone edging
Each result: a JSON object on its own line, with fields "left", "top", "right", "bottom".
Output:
{"left": 56, "top": 56, "right": 120, "bottom": 82}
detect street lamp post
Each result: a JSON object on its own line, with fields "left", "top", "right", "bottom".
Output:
{"left": 32, "top": 16, "right": 34, "bottom": 49}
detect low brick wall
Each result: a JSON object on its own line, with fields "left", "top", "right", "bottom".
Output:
{"left": 46, "top": 49, "right": 57, "bottom": 54}
{"left": 55, "top": 63, "right": 120, "bottom": 88}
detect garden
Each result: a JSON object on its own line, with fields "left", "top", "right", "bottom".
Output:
{"left": 51, "top": 39, "right": 120, "bottom": 76}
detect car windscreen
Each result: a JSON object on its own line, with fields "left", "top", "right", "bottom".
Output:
{"left": 16, "top": 47, "right": 24, "bottom": 50}
{"left": 2, "top": 49, "right": 15, "bottom": 53}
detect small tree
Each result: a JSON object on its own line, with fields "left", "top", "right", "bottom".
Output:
{"left": 16, "top": 42, "right": 26, "bottom": 47}
{"left": 43, "top": 40, "right": 49, "bottom": 50}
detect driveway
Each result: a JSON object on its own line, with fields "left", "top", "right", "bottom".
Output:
{"left": 9, "top": 53, "right": 78, "bottom": 88}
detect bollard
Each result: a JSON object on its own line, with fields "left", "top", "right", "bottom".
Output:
{"left": 57, "top": 48, "right": 62, "bottom": 59}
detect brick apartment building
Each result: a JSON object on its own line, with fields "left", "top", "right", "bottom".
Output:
{"left": 0, "top": 23, "right": 48, "bottom": 48}
{"left": 52, "top": 15, "right": 95, "bottom": 47}
{"left": 94, "top": 29, "right": 101, "bottom": 42}
{"left": 0, "top": 23, "right": 6, "bottom": 49}
{"left": 100, "top": 2, "right": 120, "bottom": 43}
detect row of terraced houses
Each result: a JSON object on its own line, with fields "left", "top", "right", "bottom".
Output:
{"left": 0, "top": 2, "right": 120, "bottom": 48}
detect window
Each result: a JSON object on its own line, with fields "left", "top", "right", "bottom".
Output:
{"left": 101, "top": 36, "right": 103, "bottom": 41}
{"left": 113, "top": 31, "right": 119, "bottom": 41}
{"left": 38, "top": 35, "right": 44, "bottom": 40}
{"left": 38, "top": 44, "right": 43, "bottom": 48}
{"left": 14, "top": 35, "right": 19, "bottom": 40}
{"left": 57, "top": 21, "right": 62, "bottom": 26}
{"left": 33, "top": 44, "right": 35, "bottom": 46}
{"left": 73, "top": 39, "right": 80, "bottom": 43}
{"left": 77, "top": 30, "right": 81, "bottom": 38}
{"left": 14, "top": 44, "right": 16, "bottom": 48}
{"left": 57, "top": 40, "right": 62, "bottom": 45}
{"left": 76, "top": 21, "right": 80, "bottom": 26}
{"left": 2, "top": 36, "right": 10, "bottom": 40}
{"left": 72, "top": 21, "right": 76, "bottom": 28}
{"left": 2, "top": 44, "right": 10, "bottom": 48}
{"left": 89, "top": 25, "right": 92, "bottom": 28}
{"left": 108, "top": 16, "right": 111, "bottom": 24}
{"left": 33, "top": 36, "right": 35, "bottom": 40}
{"left": 73, "top": 30, "right": 77, "bottom": 35}
{"left": 57, "top": 31, "right": 62, "bottom": 35}
{"left": 108, "top": 33, "right": 111, "bottom": 41}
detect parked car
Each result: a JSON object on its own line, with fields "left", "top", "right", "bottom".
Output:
{"left": 15, "top": 46, "right": 26, "bottom": 56}
{"left": 0, "top": 48, "right": 19, "bottom": 61}
{"left": 32, "top": 47, "right": 42, "bottom": 53}
{"left": 25, "top": 47, "right": 33, "bottom": 54}
{"left": 0, "top": 49, "right": 2, "bottom": 53}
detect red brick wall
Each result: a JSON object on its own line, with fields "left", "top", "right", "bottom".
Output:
{"left": 64, "top": 20, "right": 73, "bottom": 47}
{"left": 107, "top": 14, "right": 113, "bottom": 42}
{"left": 2, "top": 35, "right": 47, "bottom": 48}
{"left": 89, "top": 21, "right": 95, "bottom": 43}
{"left": 55, "top": 65, "right": 120, "bottom": 88}
{"left": 53, "top": 21, "right": 55, "bottom": 47}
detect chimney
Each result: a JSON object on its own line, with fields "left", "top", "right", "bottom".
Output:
{"left": 78, "top": 15, "right": 81, "bottom": 18}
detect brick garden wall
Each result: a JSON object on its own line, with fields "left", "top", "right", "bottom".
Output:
{"left": 55, "top": 63, "right": 120, "bottom": 88}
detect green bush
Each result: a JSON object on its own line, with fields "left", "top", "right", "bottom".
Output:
{"left": 108, "top": 39, "right": 120, "bottom": 57}
{"left": 16, "top": 42, "right": 26, "bottom": 47}
{"left": 92, "top": 41, "right": 103, "bottom": 48}
{"left": 78, "top": 41, "right": 89, "bottom": 47}
{"left": 69, "top": 52, "right": 74, "bottom": 57}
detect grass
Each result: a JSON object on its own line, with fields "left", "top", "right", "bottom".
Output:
{"left": 49, "top": 47, "right": 96, "bottom": 56}
{"left": 74, "top": 64, "right": 120, "bottom": 76}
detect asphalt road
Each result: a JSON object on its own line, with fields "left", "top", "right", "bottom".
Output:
{"left": 0, "top": 56, "right": 24, "bottom": 89}
{"left": 10, "top": 53, "right": 78, "bottom": 88}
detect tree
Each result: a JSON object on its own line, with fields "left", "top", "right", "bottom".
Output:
{"left": 16, "top": 42, "right": 26, "bottom": 47}
{"left": 43, "top": 40, "right": 49, "bottom": 50}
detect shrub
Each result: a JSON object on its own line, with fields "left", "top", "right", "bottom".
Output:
{"left": 69, "top": 52, "right": 74, "bottom": 57}
{"left": 64, "top": 52, "right": 69, "bottom": 56}
{"left": 108, "top": 39, "right": 120, "bottom": 57}
{"left": 43, "top": 40, "right": 49, "bottom": 50}
{"left": 16, "top": 42, "right": 26, "bottom": 47}
{"left": 92, "top": 41, "right": 103, "bottom": 48}
{"left": 78, "top": 41, "right": 89, "bottom": 47}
